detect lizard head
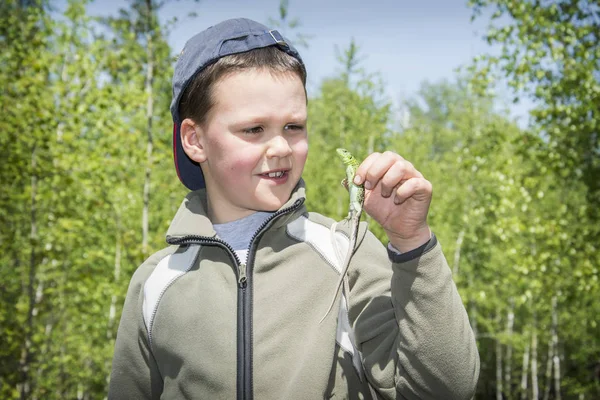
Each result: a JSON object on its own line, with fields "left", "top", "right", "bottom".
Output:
{"left": 336, "top": 148, "right": 354, "bottom": 164}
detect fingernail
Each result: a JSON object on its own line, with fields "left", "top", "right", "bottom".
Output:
{"left": 353, "top": 175, "right": 361, "bottom": 184}
{"left": 364, "top": 181, "right": 372, "bottom": 190}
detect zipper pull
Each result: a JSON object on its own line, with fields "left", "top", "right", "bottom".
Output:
{"left": 238, "top": 263, "right": 247, "bottom": 287}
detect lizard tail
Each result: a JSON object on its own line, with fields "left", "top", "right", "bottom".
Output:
{"left": 319, "top": 221, "right": 355, "bottom": 324}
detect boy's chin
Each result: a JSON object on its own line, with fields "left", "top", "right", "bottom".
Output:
{"left": 255, "top": 194, "right": 291, "bottom": 212}
{"left": 255, "top": 200, "right": 286, "bottom": 212}
{"left": 253, "top": 179, "right": 299, "bottom": 211}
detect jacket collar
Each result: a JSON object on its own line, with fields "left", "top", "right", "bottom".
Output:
{"left": 165, "top": 178, "right": 307, "bottom": 241}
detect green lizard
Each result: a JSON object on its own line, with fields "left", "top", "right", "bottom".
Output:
{"left": 320, "top": 148, "right": 365, "bottom": 323}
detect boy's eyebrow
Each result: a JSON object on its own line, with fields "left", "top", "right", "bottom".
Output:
{"left": 232, "top": 113, "right": 307, "bottom": 125}
{"left": 284, "top": 114, "right": 308, "bottom": 123}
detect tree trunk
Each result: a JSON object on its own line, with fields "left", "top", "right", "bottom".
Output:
{"left": 468, "top": 273, "right": 478, "bottom": 340}
{"left": 367, "top": 131, "right": 374, "bottom": 154}
{"left": 520, "top": 342, "right": 530, "bottom": 400}
{"left": 106, "top": 222, "right": 122, "bottom": 389}
{"left": 496, "top": 310, "right": 503, "bottom": 400}
{"left": 107, "top": 232, "right": 122, "bottom": 338}
{"left": 54, "top": 255, "right": 69, "bottom": 398}
{"left": 33, "top": 319, "right": 53, "bottom": 400}
{"left": 452, "top": 229, "right": 465, "bottom": 277}
{"left": 542, "top": 335, "right": 553, "bottom": 400}
{"left": 505, "top": 298, "right": 515, "bottom": 398}
{"left": 18, "top": 144, "right": 38, "bottom": 399}
{"left": 142, "top": 0, "right": 155, "bottom": 256}
{"left": 470, "top": 301, "right": 478, "bottom": 340}
{"left": 56, "top": 342, "right": 66, "bottom": 398}
{"left": 551, "top": 296, "right": 561, "bottom": 400}
{"left": 531, "top": 313, "right": 539, "bottom": 400}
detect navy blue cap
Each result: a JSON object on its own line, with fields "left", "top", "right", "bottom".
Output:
{"left": 171, "top": 18, "right": 305, "bottom": 190}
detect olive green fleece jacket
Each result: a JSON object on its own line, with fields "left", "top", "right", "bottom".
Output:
{"left": 108, "top": 180, "right": 479, "bottom": 399}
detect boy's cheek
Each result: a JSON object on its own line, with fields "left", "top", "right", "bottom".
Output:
{"left": 227, "top": 152, "right": 263, "bottom": 176}
{"left": 294, "top": 139, "right": 309, "bottom": 161}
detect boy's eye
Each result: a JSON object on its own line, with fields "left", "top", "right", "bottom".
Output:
{"left": 244, "top": 126, "right": 263, "bottom": 134}
{"left": 284, "top": 124, "right": 304, "bottom": 131}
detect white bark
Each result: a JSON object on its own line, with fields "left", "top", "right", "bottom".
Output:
{"left": 520, "top": 342, "right": 530, "bottom": 400}
{"left": 107, "top": 229, "right": 121, "bottom": 339}
{"left": 542, "top": 335, "right": 553, "bottom": 400}
{"left": 33, "top": 321, "right": 54, "bottom": 400}
{"left": 468, "top": 274, "right": 478, "bottom": 339}
{"left": 496, "top": 310, "right": 503, "bottom": 400}
{"left": 452, "top": 229, "right": 465, "bottom": 277}
{"left": 551, "top": 296, "right": 561, "bottom": 400}
{"left": 505, "top": 298, "right": 515, "bottom": 396}
{"left": 531, "top": 314, "right": 539, "bottom": 400}
{"left": 142, "top": 0, "right": 155, "bottom": 256}
{"left": 470, "top": 301, "right": 478, "bottom": 340}
{"left": 18, "top": 144, "right": 38, "bottom": 399}
{"left": 496, "top": 336, "right": 503, "bottom": 400}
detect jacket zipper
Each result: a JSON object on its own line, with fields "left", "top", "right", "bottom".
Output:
{"left": 167, "top": 198, "right": 304, "bottom": 400}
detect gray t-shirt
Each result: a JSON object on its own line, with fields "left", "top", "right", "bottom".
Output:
{"left": 213, "top": 211, "right": 273, "bottom": 264}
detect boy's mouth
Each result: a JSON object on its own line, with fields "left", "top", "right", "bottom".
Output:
{"left": 259, "top": 169, "right": 290, "bottom": 182}
{"left": 264, "top": 171, "right": 285, "bottom": 178}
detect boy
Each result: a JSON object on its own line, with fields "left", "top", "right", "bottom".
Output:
{"left": 109, "top": 18, "right": 479, "bottom": 399}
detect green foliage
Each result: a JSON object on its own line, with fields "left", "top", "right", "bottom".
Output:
{"left": 0, "top": 0, "right": 598, "bottom": 398}
{"left": 1, "top": 0, "right": 185, "bottom": 397}
{"left": 1, "top": 0, "right": 56, "bottom": 396}
{"left": 467, "top": 0, "right": 600, "bottom": 397}
{"left": 468, "top": 0, "right": 600, "bottom": 210}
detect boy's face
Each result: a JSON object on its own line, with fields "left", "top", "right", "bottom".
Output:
{"left": 186, "top": 68, "right": 308, "bottom": 223}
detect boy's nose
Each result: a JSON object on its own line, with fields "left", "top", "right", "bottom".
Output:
{"left": 266, "top": 135, "right": 293, "bottom": 158}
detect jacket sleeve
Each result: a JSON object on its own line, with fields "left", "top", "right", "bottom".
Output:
{"left": 108, "top": 248, "right": 173, "bottom": 399}
{"left": 347, "top": 229, "right": 479, "bottom": 400}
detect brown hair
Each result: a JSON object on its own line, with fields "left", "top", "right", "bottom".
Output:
{"left": 178, "top": 46, "right": 307, "bottom": 126}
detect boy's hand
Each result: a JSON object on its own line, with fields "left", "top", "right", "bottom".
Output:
{"left": 354, "top": 151, "right": 432, "bottom": 253}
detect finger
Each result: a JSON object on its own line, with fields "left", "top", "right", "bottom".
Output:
{"left": 379, "top": 159, "right": 423, "bottom": 198}
{"left": 361, "top": 151, "right": 400, "bottom": 191}
{"left": 353, "top": 152, "right": 382, "bottom": 186}
{"left": 393, "top": 178, "right": 432, "bottom": 205}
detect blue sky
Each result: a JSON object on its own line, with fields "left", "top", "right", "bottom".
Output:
{"left": 79, "top": 0, "right": 532, "bottom": 124}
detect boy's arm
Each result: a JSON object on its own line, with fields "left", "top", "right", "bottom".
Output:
{"left": 108, "top": 249, "right": 170, "bottom": 399}
{"left": 348, "top": 230, "right": 479, "bottom": 400}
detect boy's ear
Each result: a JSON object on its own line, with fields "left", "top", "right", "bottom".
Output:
{"left": 180, "top": 118, "right": 207, "bottom": 163}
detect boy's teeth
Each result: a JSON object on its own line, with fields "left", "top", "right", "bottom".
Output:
{"left": 268, "top": 171, "right": 284, "bottom": 178}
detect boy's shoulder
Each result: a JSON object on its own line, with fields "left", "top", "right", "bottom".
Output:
{"left": 127, "top": 245, "right": 181, "bottom": 289}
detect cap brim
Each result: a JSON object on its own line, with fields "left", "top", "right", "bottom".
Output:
{"left": 173, "top": 123, "right": 205, "bottom": 190}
